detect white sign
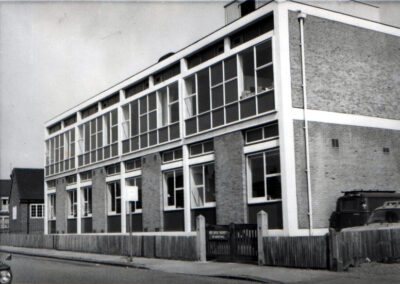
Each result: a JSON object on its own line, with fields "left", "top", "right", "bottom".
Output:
{"left": 125, "top": 185, "right": 138, "bottom": 202}
{"left": 12, "top": 206, "right": 17, "bottom": 220}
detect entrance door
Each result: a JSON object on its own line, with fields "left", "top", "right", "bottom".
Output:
{"left": 206, "top": 223, "right": 258, "bottom": 263}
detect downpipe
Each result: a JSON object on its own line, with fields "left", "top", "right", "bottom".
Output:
{"left": 298, "top": 12, "right": 313, "bottom": 236}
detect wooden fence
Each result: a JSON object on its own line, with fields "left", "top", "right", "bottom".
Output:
{"left": 0, "top": 233, "right": 198, "bottom": 261}
{"left": 330, "top": 228, "right": 400, "bottom": 271}
{"left": 262, "top": 236, "right": 328, "bottom": 269}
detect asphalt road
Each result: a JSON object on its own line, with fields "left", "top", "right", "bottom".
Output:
{"left": 1, "top": 254, "right": 257, "bottom": 284}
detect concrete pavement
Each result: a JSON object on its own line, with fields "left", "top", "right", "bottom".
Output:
{"left": 0, "top": 246, "right": 398, "bottom": 284}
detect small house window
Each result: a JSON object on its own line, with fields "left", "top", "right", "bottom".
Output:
{"left": 332, "top": 139, "right": 339, "bottom": 148}
{"left": 30, "top": 204, "right": 44, "bottom": 219}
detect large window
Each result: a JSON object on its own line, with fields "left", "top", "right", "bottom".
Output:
{"left": 126, "top": 177, "right": 142, "bottom": 213}
{"left": 185, "top": 40, "right": 274, "bottom": 135}
{"left": 164, "top": 169, "right": 184, "bottom": 209}
{"left": 45, "top": 128, "right": 75, "bottom": 176}
{"left": 82, "top": 187, "right": 92, "bottom": 217}
{"left": 190, "top": 163, "right": 215, "bottom": 208}
{"left": 48, "top": 194, "right": 56, "bottom": 220}
{"left": 30, "top": 204, "right": 44, "bottom": 219}
{"left": 122, "top": 82, "right": 180, "bottom": 154}
{"left": 247, "top": 148, "right": 281, "bottom": 202}
{"left": 78, "top": 109, "right": 118, "bottom": 166}
{"left": 0, "top": 217, "right": 9, "bottom": 230}
{"left": 68, "top": 190, "right": 77, "bottom": 218}
{"left": 108, "top": 181, "right": 121, "bottom": 214}
{"left": 0, "top": 198, "right": 9, "bottom": 212}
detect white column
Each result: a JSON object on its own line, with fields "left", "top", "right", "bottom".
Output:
{"left": 183, "top": 145, "right": 191, "bottom": 232}
{"left": 76, "top": 173, "right": 82, "bottom": 234}
{"left": 120, "top": 161, "right": 127, "bottom": 233}
{"left": 274, "top": 3, "right": 299, "bottom": 236}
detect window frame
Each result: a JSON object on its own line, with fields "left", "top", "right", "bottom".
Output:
{"left": 108, "top": 181, "right": 121, "bottom": 215}
{"left": 81, "top": 186, "right": 92, "bottom": 218}
{"left": 190, "top": 162, "right": 216, "bottom": 209}
{"left": 67, "top": 189, "right": 78, "bottom": 218}
{"left": 246, "top": 148, "right": 281, "bottom": 204}
{"left": 48, "top": 194, "right": 56, "bottom": 220}
{"left": 163, "top": 168, "right": 184, "bottom": 211}
{"left": 0, "top": 197, "right": 9, "bottom": 212}
{"left": 30, "top": 204, "right": 45, "bottom": 219}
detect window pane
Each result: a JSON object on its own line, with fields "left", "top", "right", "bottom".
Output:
{"left": 140, "top": 134, "right": 148, "bottom": 148}
{"left": 211, "top": 62, "right": 223, "bottom": 86}
{"left": 111, "top": 187, "right": 115, "bottom": 211}
{"left": 148, "top": 92, "right": 157, "bottom": 110}
{"left": 190, "top": 144, "right": 202, "bottom": 156}
{"left": 140, "top": 114, "right": 148, "bottom": 133}
{"left": 163, "top": 151, "right": 174, "bottom": 162}
{"left": 131, "top": 101, "right": 139, "bottom": 136}
{"left": 240, "top": 97, "right": 256, "bottom": 119}
{"left": 225, "top": 79, "right": 238, "bottom": 104}
{"left": 139, "top": 97, "right": 147, "bottom": 114}
{"left": 191, "top": 166, "right": 203, "bottom": 186}
{"left": 97, "top": 132, "right": 103, "bottom": 147}
{"left": 198, "top": 69, "right": 210, "bottom": 113}
{"left": 267, "top": 176, "right": 281, "bottom": 200}
{"left": 166, "top": 172, "right": 175, "bottom": 206}
{"left": 123, "top": 140, "right": 130, "bottom": 153}
{"left": 111, "top": 110, "right": 118, "bottom": 125}
{"left": 198, "top": 112, "right": 211, "bottom": 132}
{"left": 250, "top": 154, "right": 265, "bottom": 198}
{"left": 116, "top": 199, "right": 121, "bottom": 214}
{"left": 158, "top": 127, "right": 169, "bottom": 143}
{"left": 192, "top": 187, "right": 204, "bottom": 208}
{"left": 266, "top": 150, "right": 280, "bottom": 174}
{"left": 149, "top": 131, "right": 157, "bottom": 146}
{"left": 149, "top": 111, "right": 157, "bottom": 130}
{"left": 224, "top": 56, "right": 237, "bottom": 80}
{"left": 186, "top": 75, "right": 196, "bottom": 95}
{"left": 111, "top": 126, "right": 118, "bottom": 142}
{"left": 170, "top": 103, "right": 179, "bottom": 123}
{"left": 225, "top": 103, "right": 238, "bottom": 123}
{"left": 256, "top": 40, "right": 272, "bottom": 67}
{"left": 265, "top": 123, "right": 279, "bottom": 138}
{"left": 203, "top": 141, "right": 214, "bottom": 152}
{"left": 169, "top": 123, "right": 180, "bottom": 140}
{"left": 169, "top": 83, "right": 178, "bottom": 102}
{"left": 160, "top": 88, "right": 168, "bottom": 126}
{"left": 212, "top": 109, "right": 224, "bottom": 127}
{"left": 131, "top": 137, "right": 139, "bottom": 151}
{"left": 176, "top": 170, "right": 183, "bottom": 188}
{"left": 205, "top": 164, "right": 215, "bottom": 202}
{"left": 185, "top": 118, "right": 197, "bottom": 135}
{"left": 257, "top": 91, "right": 275, "bottom": 113}
{"left": 90, "top": 120, "right": 96, "bottom": 134}
{"left": 176, "top": 190, "right": 184, "bottom": 208}
{"left": 241, "top": 48, "right": 255, "bottom": 95}
{"left": 185, "top": 96, "right": 196, "bottom": 117}
{"left": 257, "top": 65, "right": 274, "bottom": 93}
{"left": 175, "top": 148, "right": 182, "bottom": 159}
{"left": 247, "top": 128, "right": 263, "bottom": 143}
{"left": 211, "top": 85, "right": 223, "bottom": 109}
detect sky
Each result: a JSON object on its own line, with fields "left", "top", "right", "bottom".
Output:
{"left": 0, "top": 0, "right": 226, "bottom": 179}
{"left": 1, "top": 0, "right": 399, "bottom": 179}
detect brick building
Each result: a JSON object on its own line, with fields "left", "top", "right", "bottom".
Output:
{"left": 0, "top": 180, "right": 11, "bottom": 232}
{"left": 44, "top": 1, "right": 400, "bottom": 236}
{"left": 9, "top": 168, "right": 44, "bottom": 234}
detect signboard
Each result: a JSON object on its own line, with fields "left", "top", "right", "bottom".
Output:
{"left": 125, "top": 185, "right": 138, "bottom": 202}
{"left": 208, "top": 230, "right": 230, "bottom": 240}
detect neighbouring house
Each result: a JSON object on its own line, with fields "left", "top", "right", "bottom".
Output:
{"left": 0, "top": 180, "right": 11, "bottom": 232}
{"left": 43, "top": 0, "right": 400, "bottom": 236}
{"left": 9, "top": 168, "right": 44, "bottom": 234}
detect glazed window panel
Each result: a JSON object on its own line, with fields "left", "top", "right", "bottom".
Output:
{"left": 248, "top": 148, "right": 281, "bottom": 202}
{"left": 122, "top": 81, "right": 180, "bottom": 154}
{"left": 108, "top": 181, "right": 121, "bottom": 214}
{"left": 164, "top": 169, "right": 184, "bottom": 209}
{"left": 82, "top": 186, "right": 92, "bottom": 217}
{"left": 190, "top": 163, "right": 215, "bottom": 208}
{"left": 68, "top": 190, "right": 78, "bottom": 218}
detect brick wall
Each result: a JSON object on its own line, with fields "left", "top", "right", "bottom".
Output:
{"left": 92, "top": 168, "right": 107, "bottom": 233}
{"left": 29, "top": 218, "right": 44, "bottom": 234}
{"left": 56, "top": 178, "right": 67, "bottom": 233}
{"left": 294, "top": 120, "right": 400, "bottom": 229}
{"left": 142, "top": 154, "right": 163, "bottom": 231}
{"left": 214, "top": 131, "right": 247, "bottom": 224}
{"left": 289, "top": 12, "right": 400, "bottom": 119}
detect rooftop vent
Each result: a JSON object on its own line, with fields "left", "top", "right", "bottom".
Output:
{"left": 158, "top": 52, "right": 175, "bottom": 63}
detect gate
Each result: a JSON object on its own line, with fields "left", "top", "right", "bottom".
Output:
{"left": 206, "top": 224, "right": 258, "bottom": 263}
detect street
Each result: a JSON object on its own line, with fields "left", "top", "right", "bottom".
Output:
{"left": 1, "top": 254, "right": 255, "bottom": 284}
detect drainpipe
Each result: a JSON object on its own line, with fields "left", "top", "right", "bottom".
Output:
{"left": 298, "top": 12, "right": 313, "bottom": 236}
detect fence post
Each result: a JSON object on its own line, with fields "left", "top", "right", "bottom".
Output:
{"left": 257, "top": 210, "right": 268, "bottom": 265}
{"left": 329, "top": 228, "right": 343, "bottom": 271}
{"left": 196, "top": 215, "right": 206, "bottom": 262}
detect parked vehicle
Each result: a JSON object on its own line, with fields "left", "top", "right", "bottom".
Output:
{"left": 329, "top": 190, "right": 400, "bottom": 231}
{"left": 0, "top": 262, "right": 12, "bottom": 284}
